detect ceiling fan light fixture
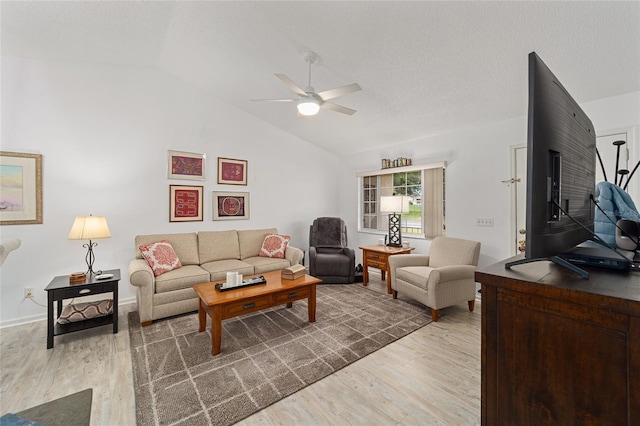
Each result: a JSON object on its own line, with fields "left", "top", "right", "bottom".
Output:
{"left": 297, "top": 97, "right": 320, "bottom": 116}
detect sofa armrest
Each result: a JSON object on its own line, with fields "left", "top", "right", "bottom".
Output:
{"left": 128, "top": 259, "right": 155, "bottom": 324}
{"left": 285, "top": 245, "right": 304, "bottom": 266}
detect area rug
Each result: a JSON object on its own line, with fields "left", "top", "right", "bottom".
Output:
{"left": 128, "top": 284, "right": 432, "bottom": 426}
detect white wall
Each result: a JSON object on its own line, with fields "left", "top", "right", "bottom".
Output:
{"left": 0, "top": 57, "right": 340, "bottom": 326}
{"left": 339, "top": 91, "right": 640, "bottom": 268}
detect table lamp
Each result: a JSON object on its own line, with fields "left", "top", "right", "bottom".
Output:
{"left": 68, "top": 215, "right": 111, "bottom": 275}
{"left": 380, "top": 196, "right": 410, "bottom": 247}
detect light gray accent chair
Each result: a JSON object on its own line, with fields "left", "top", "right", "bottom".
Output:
{"left": 388, "top": 236, "right": 481, "bottom": 321}
{"left": 309, "top": 217, "right": 355, "bottom": 283}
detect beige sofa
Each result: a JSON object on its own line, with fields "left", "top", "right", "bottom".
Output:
{"left": 128, "top": 228, "right": 304, "bottom": 326}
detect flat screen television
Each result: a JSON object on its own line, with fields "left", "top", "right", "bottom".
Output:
{"left": 506, "top": 52, "right": 596, "bottom": 276}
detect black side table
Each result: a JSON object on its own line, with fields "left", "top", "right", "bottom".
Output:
{"left": 44, "top": 269, "right": 120, "bottom": 349}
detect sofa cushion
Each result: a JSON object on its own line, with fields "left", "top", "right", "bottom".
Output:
{"left": 135, "top": 233, "right": 199, "bottom": 266}
{"left": 139, "top": 240, "right": 182, "bottom": 276}
{"left": 200, "top": 259, "right": 255, "bottom": 282}
{"left": 155, "top": 265, "right": 210, "bottom": 294}
{"left": 198, "top": 230, "right": 240, "bottom": 264}
{"left": 238, "top": 228, "right": 277, "bottom": 260}
{"left": 259, "top": 234, "right": 290, "bottom": 259}
{"left": 243, "top": 256, "right": 291, "bottom": 274}
{"left": 396, "top": 266, "right": 438, "bottom": 291}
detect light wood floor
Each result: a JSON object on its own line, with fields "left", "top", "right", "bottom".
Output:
{"left": 0, "top": 273, "right": 480, "bottom": 425}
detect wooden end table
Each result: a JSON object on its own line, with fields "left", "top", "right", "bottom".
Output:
{"left": 44, "top": 269, "right": 120, "bottom": 349}
{"left": 359, "top": 245, "right": 415, "bottom": 294}
{"left": 193, "top": 270, "right": 321, "bottom": 356}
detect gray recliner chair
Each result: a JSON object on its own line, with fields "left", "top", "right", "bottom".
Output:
{"left": 309, "top": 217, "right": 355, "bottom": 283}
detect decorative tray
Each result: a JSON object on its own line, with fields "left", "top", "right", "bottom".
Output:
{"left": 215, "top": 276, "right": 267, "bottom": 292}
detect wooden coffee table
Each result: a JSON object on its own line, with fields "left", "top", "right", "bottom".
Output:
{"left": 193, "top": 270, "right": 321, "bottom": 355}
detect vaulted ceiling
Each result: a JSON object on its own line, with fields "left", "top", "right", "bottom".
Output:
{"left": 2, "top": 1, "right": 639, "bottom": 155}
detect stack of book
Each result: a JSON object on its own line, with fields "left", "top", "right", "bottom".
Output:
{"left": 281, "top": 264, "right": 306, "bottom": 280}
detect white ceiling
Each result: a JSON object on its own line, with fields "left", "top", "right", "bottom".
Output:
{"left": 2, "top": 1, "right": 639, "bottom": 155}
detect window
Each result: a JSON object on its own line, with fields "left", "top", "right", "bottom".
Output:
{"left": 358, "top": 162, "right": 445, "bottom": 238}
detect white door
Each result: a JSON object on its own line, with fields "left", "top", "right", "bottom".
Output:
{"left": 596, "top": 132, "right": 629, "bottom": 187}
{"left": 510, "top": 145, "right": 527, "bottom": 256}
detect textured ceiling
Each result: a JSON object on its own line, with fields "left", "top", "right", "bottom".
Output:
{"left": 2, "top": 1, "right": 639, "bottom": 155}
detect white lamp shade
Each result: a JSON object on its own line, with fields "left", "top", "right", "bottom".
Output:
{"left": 297, "top": 98, "right": 320, "bottom": 116}
{"left": 68, "top": 216, "right": 111, "bottom": 240}
{"left": 380, "top": 196, "right": 410, "bottom": 213}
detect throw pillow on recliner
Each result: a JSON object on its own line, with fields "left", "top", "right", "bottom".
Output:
{"left": 259, "top": 234, "right": 290, "bottom": 259}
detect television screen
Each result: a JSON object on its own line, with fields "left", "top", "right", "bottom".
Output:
{"left": 511, "top": 52, "right": 596, "bottom": 268}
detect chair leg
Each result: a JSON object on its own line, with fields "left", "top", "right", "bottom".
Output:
{"left": 392, "top": 290, "right": 398, "bottom": 299}
{"left": 431, "top": 309, "right": 439, "bottom": 322}
{"left": 141, "top": 321, "right": 152, "bottom": 327}
{"left": 468, "top": 300, "right": 475, "bottom": 312}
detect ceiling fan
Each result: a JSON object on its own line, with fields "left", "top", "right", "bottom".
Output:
{"left": 252, "top": 51, "right": 361, "bottom": 116}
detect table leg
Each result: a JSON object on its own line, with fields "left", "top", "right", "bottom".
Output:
{"left": 362, "top": 256, "right": 369, "bottom": 287}
{"left": 212, "top": 306, "right": 222, "bottom": 355}
{"left": 47, "top": 291, "right": 54, "bottom": 349}
{"left": 308, "top": 285, "right": 316, "bottom": 322}
{"left": 198, "top": 300, "right": 206, "bottom": 332}
{"left": 112, "top": 282, "right": 119, "bottom": 334}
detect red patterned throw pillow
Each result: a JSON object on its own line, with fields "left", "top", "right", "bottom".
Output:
{"left": 139, "top": 240, "right": 182, "bottom": 276}
{"left": 259, "top": 234, "right": 291, "bottom": 259}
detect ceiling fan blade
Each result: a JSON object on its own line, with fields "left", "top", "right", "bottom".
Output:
{"left": 250, "top": 98, "right": 297, "bottom": 102}
{"left": 317, "top": 83, "right": 362, "bottom": 101}
{"left": 322, "top": 101, "right": 357, "bottom": 115}
{"left": 275, "top": 74, "right": 307, "bottom": 96}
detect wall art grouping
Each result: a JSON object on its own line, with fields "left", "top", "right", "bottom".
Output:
{"left": 168, "top": 150, "right": 206, "bottom": 180}
{"left": 212, "top": 191, "right": 249, "bottom": 220}
{"left": 169, "top": 185, "right": 203, "bottom": 222}
{"left": 0, "top": 151, "right": 43, "bottom": 225}
{"left": 167, "top": 150, "right": 249, "bottom": 222}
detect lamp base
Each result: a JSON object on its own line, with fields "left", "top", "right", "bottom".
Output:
{"left": 388, "top": 213, "right": 402, "bottom": 247}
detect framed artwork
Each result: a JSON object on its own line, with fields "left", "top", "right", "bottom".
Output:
{"left": 212, "top": 191, "right": 249, "bottom": 220}
{"left": 168, "top": 150, "right": 206, "bottom": 180}
{"left": 0, "top": 151, "right": 43, "bottom": 225}
{"left": 169, "top": 185, "right": 203, "bottom": 222}
{"left": 217, "top": 157, "right": 247, "bottom": 185}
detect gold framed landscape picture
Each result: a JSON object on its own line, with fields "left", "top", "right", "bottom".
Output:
{"left": 169, "top": 185, "right": 203, "bottom": 222}
{"left": 217, "top": 157, "right": 247, "bottom": 185}
{"left": 0, "top": 151, "right": 43, "bottom": 225}
{"left": 212, "top": 191, "right": 249, "bottom": 220}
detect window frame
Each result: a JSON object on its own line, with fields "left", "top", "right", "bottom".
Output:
{"left": 356, "top": 161, "right": 446, "bottom": 239}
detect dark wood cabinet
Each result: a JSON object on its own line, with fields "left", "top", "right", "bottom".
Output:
{"left": 476, "top": 258, "right": 640, "bottom": 425}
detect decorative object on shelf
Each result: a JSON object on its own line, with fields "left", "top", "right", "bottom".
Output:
{"left": 381, "top": 157, "right": 412, "bottom": 169}
{"left": 380, "top": 195, "right": 410, "bottom": 247}
{"left": 169, "top": 185, "right": 203, "bottom": 222}
{"left": 167, "top": 150, "right": 205, "bottom": 180}
{"left": 0, "top": 151, "right": 43, "bottom": 225}
{"left": 212, "top": 191, "right": 249, "bottom": 220}
{"left": 68, "top": 215, "right": 111, "bottom": 275}
{"left": 217, "top": 157, "right": 247, "bottom": 185}
{"left": 69, "top": 272, "right": 87, "bottom": 284}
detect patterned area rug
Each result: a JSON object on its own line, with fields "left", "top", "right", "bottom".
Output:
{"left": 128, "top": 284, "right": 432, "bottom": 426}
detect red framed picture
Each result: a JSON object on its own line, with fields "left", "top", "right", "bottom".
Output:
{"left": 212, "top": 191, "right": 249, "bottom": 220}
{"left": 168, "top": 150, "right": 205, "bottom": 180}
{"left": 217, "top": 157, "right": 247, "bottom": 185}
{"left": 169, "top": 185, "right": 203, "bottom": 222}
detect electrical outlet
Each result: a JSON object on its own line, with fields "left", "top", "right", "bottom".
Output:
{"left": 24, "top": 287, "right": 34, "bottom": 298}
{"left": 476, "top": 217, "right": 494, "bottom": 227}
